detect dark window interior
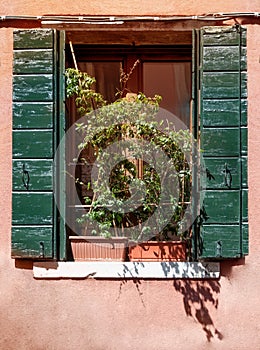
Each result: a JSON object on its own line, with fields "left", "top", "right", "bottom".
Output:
{"left": 66, "top": 45, "right": 192, "bottom": 125}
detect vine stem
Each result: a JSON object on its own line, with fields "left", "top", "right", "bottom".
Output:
{"left": 69, "top": 41, "right": 78, "bottom": 70}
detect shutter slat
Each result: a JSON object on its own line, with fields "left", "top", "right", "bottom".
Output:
{"left": 203, "top": 46, "right": 240, "bottom": 71}
{"left": 241, "top": 128, "right": 248, "bottom": 155}
{"left": 242, "top": 189, "right": 248, "bottom": 222}
{"left": 13, "top": 160, "right": 53, "bottom": 191}
{"left": 13, "top": 102, "right": 53, "bottom": 129}
{"left": 12, "top": 227, "right": 53, "bottom": 259}
{"left": 13, "top": 29, "right": 54, "bottom": 49}
{"left": 204, "top": 158, "right": 240, "bottom": 189}
{"left": 202, "top": 72, "right": 240, "bottom": 98}
{"left": 241, "top": 47, "right": 247, "bottom": 71}
{"left": 202, "top": 100, "right": 240, "bottom": 127}
{"left": 241, "top": 99, "right": 248, "bottom": 126}
{"left": 241, "top": 72, "right": 247, "bottom": 98}
{"left": 241, "top": 156, "right": 248, "bottom": 188}
{"left": 201, "top": 128, "right": 240, "bottom": 156}
{"left": 13, "top": 130, "right": 53, "bottom": 158}
{"left": 13, "top": 50, "right": 53, "bottom": 74}
{"left": 202, "top": 27, "right": 241, "bottom": 45}
{"left": 201, "top": 226, "right": 241, "bottom": 258}
{"left": 197, "top": 26, "right": 248, "bottom": 259}
{"left": 12, "top": 193, "right": 53, "bottom": 225}
{"left": 203, "top": 191, "right": 240, "bottom": 224}
{"left": 242, "top": 224, "right": 249, "bottom": 255}
{"left": 13, "top": 75, "right": 53, "bottom": 101}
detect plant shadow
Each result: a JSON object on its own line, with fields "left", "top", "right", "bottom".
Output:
{"left": 116, "top": 261, "right": 223, "bottom": 340}
{"left": 116, "top": 262, "right": 146, "bottom": 307}
{"left": 173, "top": 279, "right": 223, "bottom": 342}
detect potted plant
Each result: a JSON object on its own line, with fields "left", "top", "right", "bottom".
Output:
{"left": 65, "top": 60, "right": 192, "bottom": 261}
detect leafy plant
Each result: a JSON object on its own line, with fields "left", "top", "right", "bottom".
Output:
{"left": 65, "top": 68, "right": 106, "bottom": 115}
{"left": 66, "top": 66, "right": 192, "bottom": 242}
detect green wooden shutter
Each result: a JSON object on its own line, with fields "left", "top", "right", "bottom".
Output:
{"left": 195, "top": 26, "right": 248, "bottom": 258}
{"left": 12, "top": 29, "right": 66, "bottom": 259}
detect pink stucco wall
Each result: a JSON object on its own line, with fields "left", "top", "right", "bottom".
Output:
{"left": 0, "top": 2, "right": 260, "bottom": 349}
{"left": 0, "top": 0, "right": 260, "bottom": 16}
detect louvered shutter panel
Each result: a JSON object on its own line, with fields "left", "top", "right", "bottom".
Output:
{"left": 195, "top": 26, "right": 248, "bottom": 258}
{"left": 12, "top": 29, "right": 65, "bottom": 259}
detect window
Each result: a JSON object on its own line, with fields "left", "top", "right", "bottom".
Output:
{"left": 66, "top": 46, "right": 192, "bottom": 248}
{"left": 12, "top": 26, "right": 248, "bottom": 263}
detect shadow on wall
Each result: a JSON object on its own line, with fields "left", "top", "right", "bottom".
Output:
{"left": 220, "top": 257, "right": 245, "bottom": 279}
{"left": 117, "top": 275, "right": 223, "bottom": 342}
{"left": 172, "top": 258, "right": 245, "bottom": 342}
{"left": 173, "top": 279, "right": 223, "bottom": 342}
{"left": 117, "top": 261, "right": 223, "bottom": 342}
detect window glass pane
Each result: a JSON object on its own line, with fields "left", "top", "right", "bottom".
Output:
{"left": 143, "top": 62, "right": 191, "bottom": 126}
{"left": 78, "top": 62, "right": 121, "bottom": 103}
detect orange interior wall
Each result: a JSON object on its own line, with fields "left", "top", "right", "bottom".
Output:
{"left": 0, "top": 1, "right": 260, "bottom": 349}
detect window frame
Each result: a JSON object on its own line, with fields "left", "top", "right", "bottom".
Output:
{"left": 11, "top": 26, "right": 247, "bottom": 277}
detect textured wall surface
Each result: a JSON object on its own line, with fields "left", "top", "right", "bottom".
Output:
{"left": 0, "top": 0, "right": 260, "bottom": 16}
{"left": 0, "top": 1, "right": 260, "bottom": 349}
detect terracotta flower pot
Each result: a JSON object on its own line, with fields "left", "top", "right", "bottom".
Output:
{"left": 69, "top": 236, "right": 128, "bottom": 261}
{"left": 128, "top": 241, "right": 187, "bottom": 262}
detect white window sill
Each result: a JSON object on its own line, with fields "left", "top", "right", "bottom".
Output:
{"left": 33, "top": 261, "right": 220, "bottom": 279}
